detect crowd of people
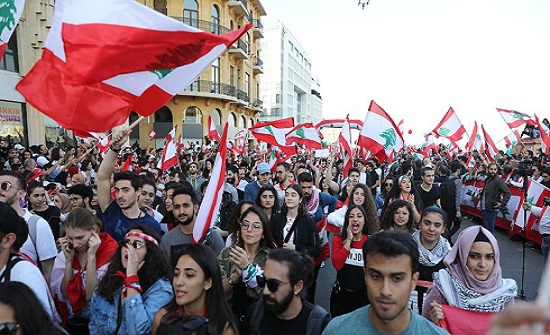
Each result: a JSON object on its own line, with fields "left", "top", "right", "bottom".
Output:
{"left": 0, "top": 130, "right": 550, "bottom": 335}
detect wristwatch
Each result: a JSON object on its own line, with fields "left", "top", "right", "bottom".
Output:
{"left": 228, "top": 277, "right": 238, "bottom": 286}
{"left": 109, "top": 145, "right": 121, "bottom": 153}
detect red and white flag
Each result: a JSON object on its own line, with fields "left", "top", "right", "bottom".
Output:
{"left": 285, "top": 122, "right": 322, "bottom": 149}
{"left": 97, "top": 134, "right": 111, "bottom": 156}
{"left": 397, "top": 119, "right": 405, "bottom": 135}
{"left": 357, "top": 100, "right": 404, "bottom": 161}
{"left": 249, "top": 117, "right": 296, "bottom": 155}
{"left": 503, "top": 130, "right": 521, "bottom": 147}
{"left": 193, "top": 123, "right": 229, "bottom": 243}
{"left": 535, "top": 114, "right": 550, "bottom": 155}
{"left": 431, "top": 107, "right": 467, "bottom": 144}
{"left": 16, "top": 0, "right": 250, "bottom": 135}
{"left": 120, "top": 155, "right": 132, "bottom": 171}
{"left": 165, "top": 125, "right": 176, "bottom": 143}
{"left": 176, "top": 135, "right": 184, "bottom": 154}
{"left": 496, "top": 108, "right": 535, "bottom": 129}
{"left": 158, "top": 126, "right": 178, "bottom": 171}
{"left": 339, "top": 115, "right": 353, "bottom": 178}
{"left": 208, "top": 115, "right": 220, "bottom": 142}
{"left": 422, "top": 133, "right": 439, "bottom": 157}
{"left": 481, "top": 124, "right": 499, "bottom": 161}
{"left": 0, "top": 0, "right": 24, "bottom": 59}
{"left": 464, "top": 122, "right": 484, "bottom": 153}
{"left": 147, "top": 130, "right": 157, "bottom": 141}
{"left": 315, "top": 118, "right": 363, "bottom": 131}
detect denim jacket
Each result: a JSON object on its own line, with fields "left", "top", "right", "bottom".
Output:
{"left": 89, "top": 278, "right": 173, "bottom": 335}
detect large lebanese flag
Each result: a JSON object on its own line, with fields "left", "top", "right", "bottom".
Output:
{"left": 16, "top": 0, "right": 250, "bottom": 135}
{"left": 481, "top": 124, "right": 499, "bottom": 161}
{"left": 431, "top": 107, "right": 466, "bottom": 143}
{"left": 249, "top": 117, "right": 296, "bottom": 155}
{"left": 339, "top": 116, "right": 353, "bottom": 178}
{"left": 438, "top": 305, "right": 495, "bottom": 335}
{"left": 285, "top": 122, "right": 322, "bottom": 149}
{"left": 193, "top": 123, "right": 229, "bottom": 243}
{"left": 0, "top": 0, "right": 24, "bottom": 58}
{"left": 357, "top": 100, "right": 404, "bottom": 160}
{"left": 496, "top": 108, "right": 535, "bottom": 129}
{"left": 464, "top": 122, "right": 484, "bottom": 153}
{"left": 511, "top": 180, "right": 550, "bottom": 244}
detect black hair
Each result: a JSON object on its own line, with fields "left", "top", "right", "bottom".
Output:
{"left": 226, "top": 164, "right": 239, "bottom": 174}
{"left": 255, "top": 184, "right": 280, "bottom": 212}
{"left": 171, "top": 186, "right": 198, "bottom": 205}
{"left": 382, "top": 199, "right": 415, "bottom": 233}
{"left": 0, "top": 170, "right": 25, "bottom": 191}
{"left": 421, "top": 205, "right": 447, "bottom": 223}
{"left": 113, "top": 171, "right": 143, "bottom": 191}
{"left": 340, "top": 204, "right": 369, "bottom": 240}
{"left": 297, "top": 171, "right": 313, "bottom": 184}
{"left": 276, "top": 161, "right": 291, "bottom": 171}
{"left": 226, "top": 200, "right": 255, "bottom": 241}
{"left": 139, "top": 169, "right": 156, "bottom": 181}
{"left": 238, "top": 206, "right": 276, "bottom": 249}
{"left": 348, "top": 166, "right": 360, "bottom": 176}
{"left": 363, "top": 230, "right": 419, "bottom": 273}
{"left": 164, "top": 181, "right": 182, "bottom": 192}
{"left": 267, "top": 248, "right": 314, "bottom": 288}
{"left": 280, "top": 184, "right": 305, "bottom": 218}
{"left": 68, "top": 184, "right": 93, "bottom": 202}
{"left": 421, "top": 166, "right": 434, "bottom": 176}
{"left": 140, "top": 177, "right": 157, "bottom": 193}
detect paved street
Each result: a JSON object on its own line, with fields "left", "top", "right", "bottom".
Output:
{"left": 314, "top": 219, "right": 545, "bottom": 312}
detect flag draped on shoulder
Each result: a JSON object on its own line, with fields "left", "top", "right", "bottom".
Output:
{"left": 431, "top": 107, "right": 466, "bottom": 143}
{"left": 208, "top": 115, "right": 220, "bottom": 142}
{"left": 357, "top": 100, "right": 404, "bottom": 160}
{"left": 193, "top": 123, "right": 229, "bottom": 243}
{"left": 0, "top": 0, "right": 24, "bottom": 59}
{"left": 249, "top": 117, "right": 296, "bottom": 155}
{"left": 285, "top": 122, "right": 322, "bottom": 149}
{"left": 16, "top": 0, "right": 250, "bottom": 135}
{"left": 481, "top": 125, "right": 498, "bottom": 161}
{"left": 496, "top": 108, "right": 535, "bottom": 129}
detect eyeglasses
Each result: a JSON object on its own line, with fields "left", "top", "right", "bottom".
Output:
{"left": 120, "top": 239, "right": 146, "bottom": 249}
{"left": 0, "top": 323, "right": 19, "bottom": 335}
{"left": 256, "top": 275, "right": 289, "bottom": 292}
{"left": 0, "top": 182, "right": 18, "bottom": 192}
{"left": 163, "top": 313, "right": 209, "bottom": 330}
{"left": 241, "top": 221, "right": 262, "bottom": 232}
{"left": 384, "top": 183, "right": 393, "bottom": 187}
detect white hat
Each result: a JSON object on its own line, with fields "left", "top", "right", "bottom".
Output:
{"left": 13, "top": 144, "right": 24, "bottom": 150}
{"left": 36, "top": 156, "right": 49, "bottom": 167}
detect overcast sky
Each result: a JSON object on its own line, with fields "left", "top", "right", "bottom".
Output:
{"left": 259, "top": 0, "right": 550, "bottom": 147}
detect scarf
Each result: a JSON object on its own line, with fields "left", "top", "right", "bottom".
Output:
{"left": 412, "top": 230, "right": 451, "bottom": 267}
{"left": 66, "top": 232, "right": 118, "bottom": 314}
{"left": 433, "top": 269, "right": 516, "bottom": 313}
{"left": 305, "top": 188, "right": 320, "bottom": 216}
{"left": 57, "top": 193, "right": 73, "bottom": 214}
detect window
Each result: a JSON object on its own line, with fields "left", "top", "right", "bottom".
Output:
{"left": 245, "top": 73, "right": 250, "bottom": 94}
{"left": 230, "top": 66, "right": 235, "bottom": 86}
{"left": 228, "top": 113, "right": 237, "bottom": 127}
{"left": 183, "top": 0, "right": 199, "bottom": 27}
{"left": 184, "top": 106, "right": 202, "bottom": 123}
{"left": 211, "top": 5, "right": 220, "bottom": 34}
{"left": 154, "top": 106, "right": 173, "bottom": 123}
{"left": 211, "top": 58, "right": 220, "bottom": 93}
{"left": 241, "top": 116, "right": 247, "bottom": 129}
{"left": 212, "top": 109, "right": 221, "bottom": 124}
{"left": 249, "top": 118, "right": 254, "bottom": 128}
{"left": 0, "top": 32, "right": 18, "bottom": 72}
{"left": 237, "top": 68, "right": 241, "bottom": 90}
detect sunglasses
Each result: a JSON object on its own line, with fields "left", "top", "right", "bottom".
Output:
{"left": 0, "top": 182, "right": 18, "bottom": 192}
{"left": 384, "top": 183, "right": 393, "bottom": 186}
{"left": 256, "top": 275, "right": 289, "bottom": 293}
{"left": 120, "top": 239, "right": 146, "bottom": 249}
{"left": 0, "top": 323, "right": 19, "bottom": 335}
{"left": 163, "top": 313, "right": 209, "bottom": 330}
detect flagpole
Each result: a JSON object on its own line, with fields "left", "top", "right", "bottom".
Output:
{"left": 128, "top": 115, "right": 145, "bottom": 131}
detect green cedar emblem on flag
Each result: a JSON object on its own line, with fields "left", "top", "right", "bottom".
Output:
{"left": 380, "top": 128, "right": 397, "bottom": 148}
{"left": 296, "top": 127, "right": 305, "bottom": 139}
{"left": 476, "top": 134, "right": 482, "bottom": 141}
{"left": 0, "top": 0, "right": 18, "bottom": 41}
{"left": 512, "top": 111, "right": 525, "bottom": 120}
{"left": 151, "top": 69, "right": 174, "bottom": 80}
{"left": 266, "top": 125, "right": 274, "bottom": 135}
{"left": 438, "top": 128, "right": 451, "bottom": 136}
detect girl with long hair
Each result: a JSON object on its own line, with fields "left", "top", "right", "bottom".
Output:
{"left": 255, "top": 185, "right": 280, "bottom": 221}
{"left": 375, "top": 176, "right": 394, "bottom": 217}
{"left": 381, "top": 199, "right": 416, "bottom": 233}
{"left": 27, "top": 180, "right": 62, "bottom": 240}
{"left": 153, "top": 244, "right": 238, "bottom": 335}
{"left": 219, "top": 206, "right": 276, "bottom": 320}
{"left": 326, "top": 183, "right": 379, "bottom": 235}
{"left": 223, "top": 200, "right": 255, "bottom": 247}
{"left": 89, "top": 224, "right": 173, "bottom": 335}
{"left": 385, "top": 175, "right": 422, "bottom": 223}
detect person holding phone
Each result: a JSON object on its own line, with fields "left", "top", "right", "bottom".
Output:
{"left": 52, "top": 208, "right": 118, "bottom": 332}
{"left": 218, "top": 206, "right": 276, "bottom": 321}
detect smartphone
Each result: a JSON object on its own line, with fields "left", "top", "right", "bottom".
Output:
{"left": 66, "top": 243, "right": 73, "bottom": 251}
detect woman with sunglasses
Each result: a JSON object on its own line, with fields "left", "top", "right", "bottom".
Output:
{"left": 375, "top": 177, "right": 394, "bottom": 217}
{"left": 384, "top": 175, "right": 422, "bottom": 223}
{"left": 326, "top": 184, "right": 379, "bottom": 235}
{"left": 153, "top": 244, "right": 238, "bottom": 335}
{"left": 0, "top": 282, "right": 65, "bottom": 335}
{"left": 223, "top": 200, "right": 255, "bottom": 247}
{"left": 330, "top": 204, "right": 370, "bottom": 317}
{"left": 51, "top": 208, "right": 118, "bottom": 332}
{"left": 381, "top": 199, "right": 416, "bottom": 233}
{"left": 27, "top": 180, "right": 62, "bottom": 241}
{"left": 255, "top": 185, "right": 280, "bottom": 222}
{"left": 218, "top": 206, "right": 276, "bottom": 321}
{"left": 89, "top": 224, "right": 173, "bottom": 335}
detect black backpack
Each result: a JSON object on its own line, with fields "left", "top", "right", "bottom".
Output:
{"left": 439, "top": 177, "right": 456, "bottom": 211}
{"left": 218, "top": 191, "right": 236, "bottom": 231}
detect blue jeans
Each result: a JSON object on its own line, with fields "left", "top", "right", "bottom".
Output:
{"left": 482, "top": 209, "right": 499, "bottom": 234}
{"left": 542, "top": 235, "right": 550, "bottom": 262}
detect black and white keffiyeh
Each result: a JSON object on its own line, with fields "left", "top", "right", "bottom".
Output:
{"left": 413, "top": 230, "right": 451, "bottom": 267}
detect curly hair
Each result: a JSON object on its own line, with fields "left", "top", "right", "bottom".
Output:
{"left": 96, "top": 224, "right": 172, "bottom": 303}
{"left": 349, "top": 183, "right": 379, "bottom": 234}
{"left": 381, "top": 199, "right": 416, "bottom": 233}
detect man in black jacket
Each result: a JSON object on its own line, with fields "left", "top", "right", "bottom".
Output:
{"left": 480, "top": 163, "right": 511, "bottom": 234}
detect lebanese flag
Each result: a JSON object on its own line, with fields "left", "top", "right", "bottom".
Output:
{"left": 314, "top": 217, "right": 330, "bottom": 267}
{"left": 194, "top": 123, "right": 229, "bottom": 243}
{"left": 357, "top": 100, "right": 404, "bottom": 160}
{"left": 0, "top": 0, "right": 24, "bottom": 59}
{"left": 249, "top": 117, "right": 296, "bottom": 155}
{"left": 97, "top": 134, "right": 111, "bottom": 156}
{"left": 339, "top": 115, "right": 353, "bottom": 178}
{"left": 315, "top": 118, "right": 363, "bottom": 131}
{"left": 165, "top": 125, "right": 176, "bottom": 143}
{"left": 16, "top": 0, "right": 250, "bottom": 135}
{"left": 503, "top": 130, "right": 521, "bottom": 147}
{"left": 397, "top": 119, "right": 404, "bottom": 135}
{"left": 147, "top": 130, "right": 157, "bottom": 141}
{"left": 438, "top": 305, "right": 495, "bottom": 335}
{"left": 208, "top": 115, "right": 220, "bottom": 142}
{"left": 464, "top": 122, "right": 484, "bottom": 153}
{"left": 511, "top": 180, "right": 550, "bottom": 244}
{"left": 496, "top": 108, "right": 535, "bottom": 129}
{"left": 481, "top": 125, "right": 499, "bottom": 161}
{"left": 120, "top": 155, "right": 132, "bottom": 171}
{"left": 285, "top": 122, "right": 322, "bottom": 149}
{"left": 535, "top": 114, "right": 550, "bottom": 155}
{"left": 422, "top": 133, "right": 439, "bottom": 157}
{"left": 431, "top": 107, "right": 467, "bottom": 143}
{"left": 176, "top": 135, "right": 184, "bottom": 154}
{"left": 158, "top": 126, "right": 178, "bottom": 171}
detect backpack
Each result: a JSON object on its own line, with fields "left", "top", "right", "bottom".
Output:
{"left": 439, "top": 177, "right": 457, "bottom": 211}
{"left": 218, "top": 191, "right": 236, "bottom": 231}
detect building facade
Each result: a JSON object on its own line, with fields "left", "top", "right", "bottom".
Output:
{"left": 1, "top": 0, "right": 266, "bottom": 147}
{"left": 259, "top": 18, "right": 322, "bottom": 124}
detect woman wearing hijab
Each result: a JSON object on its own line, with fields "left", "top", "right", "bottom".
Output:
{"left": 422, "top": 226, "right": 517, "bottom": 324}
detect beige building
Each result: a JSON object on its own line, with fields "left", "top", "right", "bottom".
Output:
{"left": 0, "top": 0, "right": 265, "bottom": 147}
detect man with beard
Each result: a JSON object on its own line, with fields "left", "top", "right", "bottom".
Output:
{"left": 479, "top": 162, "right": 511, "bottom": 234}
{"left": 322, "top": 231, "right": 448, "bottom": 335}
{"left": 242, "top": 248, "right": 330, "bottom": 335}
{"left": 298, "top": 172, "right": 337, "bottom": 224}
{"left": 225, "top": 165, "right": 241, "bottom": 203}
{"left": 97, "top": 129, "right": 161, "bottom": 241}
{"left": 185, "top": 161, "right": 205, "bottom": 201}
{"left": 68, "top": 183, "right": 95, "bottom": 213}
{"left": 159, "top": 186, "right": 224, "bottom": 263}
{"left": 274, "top": 162, "right": 294, "bottom": 205}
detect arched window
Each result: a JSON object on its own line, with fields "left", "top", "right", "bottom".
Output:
{"left": 154, "top": 106, "right": 173, "bottom": 123}
{"left": 249, "top": 118, "right": 254, "bottom": 128}
{"left": 211, "top": 5, "right": 220, "bottom": 34}
{"left": 228, "top": 113, "right": 237, "bottom": 127}
{"left": 241, "top": 116, "right": 247, "bottom": 129}
{"left": 212, "top": 109, "right": 221, "bottom": 125}
{"left": 183, "top": 0, "right": 199, "bottom": 27}
{"left": 185, "top": 106, "right": 202, "bottom": 124}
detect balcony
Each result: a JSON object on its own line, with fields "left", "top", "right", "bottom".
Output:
{"left": 253, "top": 19, "right": 264, "bottom": 38}
{"left": 229, "top": 39, "right": 248, "bottom": 59}
{"left": 182, "top": 80, "right": 237, "bottom": 100}
{"left": 251, "top": 56, "right": 263, "bottom": 74}
{"left": 228, "top": 0, "right": 248, "bottom": 17}
{"left": 252, "top": 99, "right": 263, "bottom": 110}
{"left": 172, "top": 17, "right": 231, "bottom": 35}
{"left": 237, "top": 89, "right": 250, "bottom": 103}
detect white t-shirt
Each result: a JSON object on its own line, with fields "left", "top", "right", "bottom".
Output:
{"left": 20, "top": 209, "right": 58, "bottom": 263}
{"left": 283, "top": 217, "right": 295, "bottom": 244}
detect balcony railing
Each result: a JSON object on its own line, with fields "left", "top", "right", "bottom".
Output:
{"left": 253, "top": 57, "right": 263, "bottom": 67}
{"left": 171, "top": 17, "right": 230, "bottom": 35}
{"left": 229, "top": 39, "right": 249, "bottom": 59}
{"left": 253, "top": 19, "right": 264, "bottom": 38}
{"left": 184, "top": 80, "right": 236, "bottom": 97}
{"left": 237, "top": 89, "right": 250, "bottom": 102}
{"left": 253, "top": 99, "right": 263, "bottom": 109}
{"left": 228, "top": 0, "right": 248, "bottom": 16}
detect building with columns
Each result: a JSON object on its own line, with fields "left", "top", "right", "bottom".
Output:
{"left": 0, "top": 0, "right": 266, "bottom": 148}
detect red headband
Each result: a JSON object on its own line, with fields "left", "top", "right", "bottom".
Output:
{"left": 125, "top": 231, "right": 158, "bottom": 246}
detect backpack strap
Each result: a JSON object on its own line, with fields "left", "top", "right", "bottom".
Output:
{"left": 0, "top": 254, "right": 24, "bottom": 283}
{"left": 305, "top": 301, "right": 330, "bottom": 335}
